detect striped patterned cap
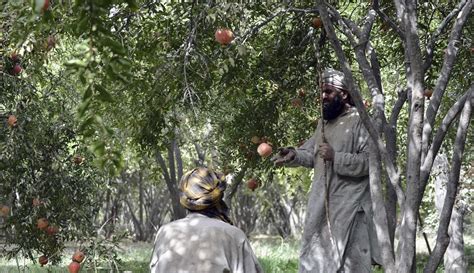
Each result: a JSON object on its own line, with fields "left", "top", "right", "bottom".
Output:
{"left": 321, "top": 68, "right": 348, "bottom": 91}
{"left": 179, "top": 167, "right": 227, "bottom": 211}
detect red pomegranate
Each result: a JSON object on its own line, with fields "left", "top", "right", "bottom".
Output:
{"left": 257, "top": 143, "right": 273, "bottom": 158}
{"left": 68, "top": 261, "right": 81, "bottom": 273}
{"left": 46, "top": 225, "right": 59, "bottom": 236}
{"left": 72, "top": 251, "right": 85, "bottom": 263}
{"left": 291, "top": 98, "right": 303, "bottom": 108}
{"left": 247, "top": 178, "right": 259, "bottom": 191}
{"left": 12, "top": 64, "right": 22, "bottom": 75}
{"left": 424, "top": 89, "right": 433, "bottom": 99}
{"left": 215, "top": 28, "right": 234, "bottom": 45}
{"left": 39, "top": 255, "right": 48, "bottom": 266}
{"left": 37, "top": 218, "right": 49, "bottom": 230}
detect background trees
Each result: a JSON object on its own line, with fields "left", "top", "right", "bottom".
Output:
{"left": 1, "top": 1, "right": 472, "bottom": 272}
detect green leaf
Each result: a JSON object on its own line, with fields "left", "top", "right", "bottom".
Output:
{"left": 81, "top": 128, "right": 95, "bottom": 138}
{"left": 103, "top": 125, "right": 114, "bottom": 136}
{"left": 83, "top": 86, "right": 93, "bottom": 100}
{"left": 78, "top": 99, "right": 92, "bottom": 118}
{"left": 76, "top": 17, "right": 89, "bottom": 33}
{"left": 91, "top": 141, "right": 106, "bottom": 157}
{"left": 95, "top": 84, "right": 114, "bottom": 102}
{"left": 116, "top": 58, "right": 132, "bottom": 68}
{"left": 78, "top": 116, "right": 95, "bottom": 132}
{"left": 65, "top": 59, "right": 88, "bottom": 68}
{"left": 126, "top": 0, "right": 139, "bottom": 11}
{"left": 100, "top": 36, "right": 126, "bottom": 55}
{"left": 105, "top": 63, "right": 129, "bottom": 83}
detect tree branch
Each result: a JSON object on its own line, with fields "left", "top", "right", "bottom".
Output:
{"left": 194, "top": 143, "right": 206, "bottom": 166}
{"left": 422, "top": 0, "right": 469, "bottom": 73}
{"left": 423, "top": 86, "right": 472, "bottom": 273}
{"left": 223, "top": 165, "right": 248, "bottom": 210}
{"left": 323, "top": 4, "right": 405, "bottom": 206}
{"left": 175, "top": 138, "right": 183, "bottom": 182}
{"left": 167, "top": 139, "right": 177, "bottom": 185}
{"left": 373, "top": 0, "right": 404, "bottom": 39}
{"left": 240, "top": 7, "right": 318, "bottom": 44}
{"left": 419, "top": 87, "right": 472, "bottom": 201}
{"left": 155, "top": 151, "right": 171, "bottom": 184}
{"left": 155, "top": 150, "right": 185, "bottom": 220}
{"left": 422, "top": 0, "right": 472, "bottom": 159}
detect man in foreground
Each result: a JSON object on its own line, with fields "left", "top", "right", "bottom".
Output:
{"left": 149, "top": 167, "right": 263, "bottom": 273}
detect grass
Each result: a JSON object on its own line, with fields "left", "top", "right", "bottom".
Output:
{"left": 0, "top": 236, "right": 472, "bottom": 272}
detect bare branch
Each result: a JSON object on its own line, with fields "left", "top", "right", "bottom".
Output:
{"left": 423, "top": 87, "right": 472, "bottom": 273}
{"left": 240, "top": 7, "right": 317, "bottom": 44}
{"left": 420, "top": 87, "right": 472, "bottom": 201}
{"left": 373, "top": 0, "right": 404, "bottom": 38}
{"left": 155, "top": 151, "right": 171, "bottom": 184}
{"left": 194, "top": 143, "right": 206, "bottom": 166}
{"left": 389, "top": 88, "right": 408, "bottom": 127}
{"left": 423, "top": 0, "right": 469, "bottom": 73}
{"left": 223, "top": 165, "right": 248, "bottom": 210}
{"left": 422, "top": 0, "right": 472, "bottom": 159}
{"left": 174, "top": 138, "right": 183, "bottom": 182}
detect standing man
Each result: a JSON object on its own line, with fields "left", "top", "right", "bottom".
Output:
{"left": 271, "top": 68, "right": 381, "bottom": 272}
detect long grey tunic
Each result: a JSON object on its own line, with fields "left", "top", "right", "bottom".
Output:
{"left": 150, "top": 213, "right": 263, "bottom": 273}
{"left": 285, "top": 108, "right": 381, "bottom": 272}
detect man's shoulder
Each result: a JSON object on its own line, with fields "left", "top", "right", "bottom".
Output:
{"left": 337, "top": 107, "right": 361, "bottom": 123}
{"left": 161, "top": 214, "right": 245, "bottom": 235}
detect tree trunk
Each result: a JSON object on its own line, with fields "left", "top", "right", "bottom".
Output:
{"left": 369, "top": 144, "right": 396, "bottom": 272}
{"left": 155, "top": 150, "right": 186, "bottom": 220}
{"left": 125, "top": 199, "right": 144, "bottom": 241}
{"left": 138, "top": 171, "right": 144, "bottom": 226}
{"left": 395, "top": 1, "right": 425, "bottom": 271}
{"left": 424, "top": 90, "right": 472, "bottom": 273}
{"left": 224, "top": 166, "right": 248, "bottom": 210}
{"left": 433, "top": 154, "right": 468, "bottom": 273}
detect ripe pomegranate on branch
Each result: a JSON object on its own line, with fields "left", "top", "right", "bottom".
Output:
{"left": 257, "top": 142, "right": 273, "bottom": 158}
{"left": 247, "top": 178, "right": 259, "bottom": 191}
{"left": 215, "top": 28, "right": 234, "bottom": 46}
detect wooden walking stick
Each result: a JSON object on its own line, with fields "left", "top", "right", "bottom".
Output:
{"left": 313, "top": 31, "right": 342, "bottom": 267}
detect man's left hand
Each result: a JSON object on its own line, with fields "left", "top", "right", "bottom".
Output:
{"left": 319, "top": 143, "right": 334, "bottom": 161}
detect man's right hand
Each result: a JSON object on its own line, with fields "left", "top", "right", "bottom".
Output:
{"left": 270, "top": 148, "right": 296, "bottom": 166}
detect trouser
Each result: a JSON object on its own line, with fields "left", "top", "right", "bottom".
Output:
{"left": 338, "top": 212, "right": 372, "bottom": 273}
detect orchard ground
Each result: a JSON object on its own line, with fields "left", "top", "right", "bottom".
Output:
{"left": 0, "top": 235, "right": 472, "bottom": 272}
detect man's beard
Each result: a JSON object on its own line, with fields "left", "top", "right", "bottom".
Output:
{"left": 323, "top": 95, "right": 344, "bottom": 120}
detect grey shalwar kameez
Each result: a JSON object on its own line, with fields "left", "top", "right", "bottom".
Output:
{"left": 285, "top": 108, "right": 381, "bottom": 273}
{"left": 149, "top": 213, "right": 263, "bottom": 273}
